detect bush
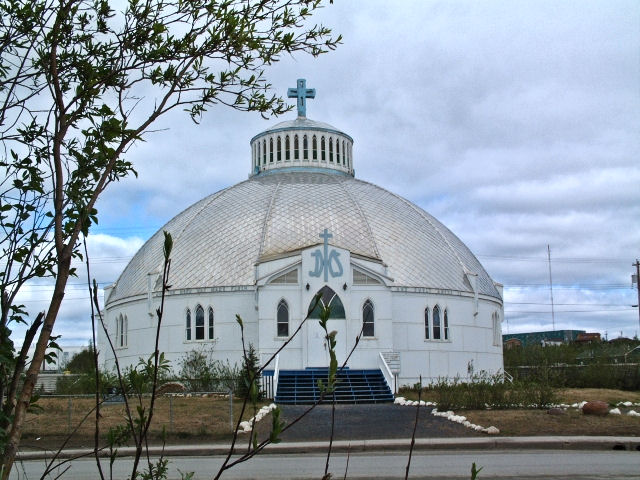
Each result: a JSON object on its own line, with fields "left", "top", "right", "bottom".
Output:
{"left": 56, "top": 370, "right": 118, "bottom": 395}
{"left": 238, "top": 343, "right": 262, "bottom": 400}
{"left": 178, "top": 349, "right": 241, "bottom": 393}
{"left": 423, "top": 370, "right": 556, "bottom": 410}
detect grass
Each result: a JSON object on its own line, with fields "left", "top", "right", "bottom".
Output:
{"left": 399, "top": 387, "right": 640, "bottom": 437}
{"left": 20, "top": 388, "right": 640, "bottom": 451}
{"left": 21, "top": 395, "right": 266, "bottom": 451}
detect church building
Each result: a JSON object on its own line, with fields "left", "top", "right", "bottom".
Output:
{"left": 100, "top": 79, "right": 504, "bottom": 396}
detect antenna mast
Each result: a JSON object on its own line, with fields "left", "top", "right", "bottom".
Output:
{"left": 548, "top": 245, "right": 555, "bottom": 331}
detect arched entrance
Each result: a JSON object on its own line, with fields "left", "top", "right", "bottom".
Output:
{"left": 305, "top": 286, "right": 347, "bottom": 367}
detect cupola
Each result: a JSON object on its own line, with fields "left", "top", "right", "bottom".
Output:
{"left": 249, "top": 79, "right": 354, "bottom": 177}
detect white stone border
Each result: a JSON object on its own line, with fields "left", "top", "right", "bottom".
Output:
{"left": 238, "top": 403, "right": 278, "bottom": 433}
{"left": 394, "top": 397, "right": 640, "bottom": 433}
{"left": 394, "top": 396, "right": 499, "bottom": 435}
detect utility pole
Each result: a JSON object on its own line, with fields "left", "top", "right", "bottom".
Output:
{"left": 548, "top": 245, "right": 555, "bottom": 331}
{"left": 633, "top": 259, "right": 640, "bottom": 336}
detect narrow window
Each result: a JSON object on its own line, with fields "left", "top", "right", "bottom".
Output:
{"left": 433, "top": 305, "right": 441, "bottom": 340}
{"left": 269, "top": 138, "right": 273, "bottom": 163}
{"left": 363, "top": 300, "right": 374, "bottom": 337}
{"left": 329, "top": 138, "right": 333, "bottom": 162}
{"left": 277, "top": 136, "right": 282, "bottom": 161}
{"left": 185, "top": 309, "right": 192, "bottom": 340}
{"left": 195, "top": 305, "right": 204, "bottom": 340}
{"left": 208, "top": 307, "right": 214, "bottom": 340}
{"left": 312, "top": 135, "right": 317, "bottom": 160}
{"left": 294, "top": 135, "right": 299, "bottom": 160}
{"left": 262, "top": 140, "right": 266, "bottom": 165}
{"left": 117, "top": 314, "right": 127, "bottom": 347}
{"left": 342, "top": 140, "right": 346, "bottom": 165}
{"left": 321, "top": 136, "right": 326, "bottom": 161}
{"left": 277, "top": 299, "right": 289, "bottom": 337}
{"left": 303, "top": 135, "right": 308, "bottom": 160}
{"left": 336, "top": 140, "right": 341, "bottom": 164}
{"left": 492, "top": 312, "right": 501, "bottom": 346}
{"left": 285, "top": 135, "right": 290, "bottom": 161}
{"left": 424, "top": 307, "right": 430, "bottom": 339}
{"left": 443, "top": 309, "right": 449, "bottom": 340}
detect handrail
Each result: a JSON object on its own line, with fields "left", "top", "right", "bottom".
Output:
{"left": 378, "top": 352, "right": 395, "bottom": 394}
{"left": 273, "top": 354, "right": 280, "bottom": 400}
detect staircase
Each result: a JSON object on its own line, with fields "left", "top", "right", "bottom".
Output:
{"left": 275, "top": 368, "right": 394, "bottom": 404}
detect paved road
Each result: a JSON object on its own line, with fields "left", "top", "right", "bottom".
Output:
{"left": 254, "top": 404, "right": 479, "bottom": 441}
{"left": 12, "top": 450, "right": 640, "bottom": 479}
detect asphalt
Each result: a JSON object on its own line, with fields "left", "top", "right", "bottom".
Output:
{"left": 15, "top": 403, "right": 640, "bottom": 460}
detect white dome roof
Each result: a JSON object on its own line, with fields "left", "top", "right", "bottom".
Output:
{"left": 107, "top": 170, "right": 501, "bottom": 303}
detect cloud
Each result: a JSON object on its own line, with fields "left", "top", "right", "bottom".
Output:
{"left": 13, "top": 0, "right": 640, "bottom": 343}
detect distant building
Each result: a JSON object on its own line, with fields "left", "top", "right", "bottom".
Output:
{"left": 575, "top": 332, "right": 601, "bottom": 344}
{"left": 502, "top": 330, "right": 585, "bottom": 347}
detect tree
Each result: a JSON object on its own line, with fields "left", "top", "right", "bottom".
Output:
{"left": 0, "top": 0, "right": 340, "bottom": 475}
{"left": 65, "top": 343, "right": 96, "bottom": 374}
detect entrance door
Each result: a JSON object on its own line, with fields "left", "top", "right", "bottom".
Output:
{"left": 305, "top": 286, "right": 348, "bottom": 367}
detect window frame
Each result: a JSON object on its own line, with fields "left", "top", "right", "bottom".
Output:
{"left": 362, "top": 299, "right": 375, "bottom": 338}
{"left": 424, "top": 307, "right": 430, "bottom": 340}
{"left": 116, "top": 314, "right": 128, "bottom": 348}
{"left": 277, "top": 299, "right": 289, "bottom": 337}
{"left": 195, "top": 304, "right": 205, "bottom": 340}
{"left": 433, "top": 305, "right": 441, "bottom": 340}
{"left": 185, "top": 308, "right": 192, "bottom": 340}
{"left": 208, "top": 306, "right": 214, "bottom": 340}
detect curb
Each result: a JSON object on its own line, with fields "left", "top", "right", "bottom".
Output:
{"left": 16, "top": 436, "right": 640, "bottom": 460}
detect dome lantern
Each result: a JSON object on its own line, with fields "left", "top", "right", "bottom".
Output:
{"left": 249, "top": 79, "right": 354, "bottom": 177}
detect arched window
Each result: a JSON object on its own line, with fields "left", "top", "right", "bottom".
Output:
{"left": 277, "top": 299, "right": 289, "bottom": 337}
{"left": 262, "top": 140, "right": 266, "bottom": 165}
{"left": 294, "top": 135, "right": 299, "bottom": 160}
{"left": 363, "top": 300, "right": 374, "bottom": 337}
{"left": 433, "top": 305, "right": 441, "bottom": 340}
{"left": 277, "top": 136, "right": 282, "bottom": 161}
{"left": 195, "top": 305, "right": 205, "bottom": 340}
{"left": 117, "top": 314, "right": 128, "bottom": 347}
{"left": 285, "top": 135, "right": 290, "bottom": 161}
{"left": 424, "top": 307, "right": 430, "bottom": 339}
{"left": 336, "top": 140, "right": 341, "bottom": 163}
{"left": 307, "top": 286, "right": 346, "bottom": 319}
{"left": 329, "top": 138, "right": 333, "bottom": 162}
{"left": 321, "top": 136, "right": 326, "bottom": 161}
{"left": 269, "top": 138, "right": 274, "bottom": 163}
{"left": 303, "top": 135, "right": 308, "bottom": 160}
{"left": 208, "top": 307, "right": 214, "bottom": 340}
{"left": 185, "top": 309, "right": 192, "bottom": 340}
{"left": 312, "top": 135, "right": 317, "bottom": 160}
{"left": 443, "top": 309, "right": 449, "bottom": 340}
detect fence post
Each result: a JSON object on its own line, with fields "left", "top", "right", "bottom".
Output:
{"left": 67, "top": 397, "right": 72, "bottom": 433}
{"left": 169, "top": 395, "right": 173, "bottom": 433}
{"left": 228, "top": 387, "right": 233, "bottom": 431}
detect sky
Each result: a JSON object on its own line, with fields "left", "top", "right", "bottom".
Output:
{"left": 15, "top": 0, "right": 640, "bottom": 346}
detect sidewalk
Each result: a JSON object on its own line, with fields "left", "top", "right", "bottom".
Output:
{"left": 16, "top": 435, "right": 640, "bottom": 460}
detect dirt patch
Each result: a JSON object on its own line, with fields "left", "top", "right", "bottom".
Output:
{"left": 463, "top": 408, "right": 640, "bottom": 436}
{"left": 21, "top": 395, "right": 260, "bottom": 451}
{"left": 557, "top": 388, "right": 640, "bottom": 405}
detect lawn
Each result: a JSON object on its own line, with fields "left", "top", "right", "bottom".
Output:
{"left": 19, "top": 388, "right": 640, "bottom": 452}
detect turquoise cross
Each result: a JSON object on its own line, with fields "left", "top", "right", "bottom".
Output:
{"left": 287, "top": 78, "right": 316, "bottom": 117}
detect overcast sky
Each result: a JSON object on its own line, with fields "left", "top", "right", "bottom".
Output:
{"left": 17, "top": 0, "right": 640, "bottom": 346}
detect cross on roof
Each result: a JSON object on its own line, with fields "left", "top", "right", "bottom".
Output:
{"left": 287, "top": 78, "right": 316, "bottom": 117}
